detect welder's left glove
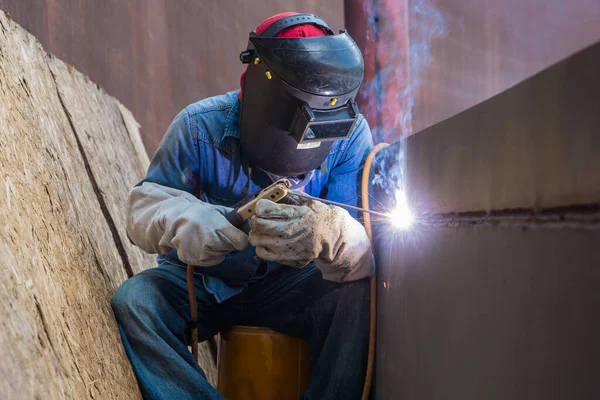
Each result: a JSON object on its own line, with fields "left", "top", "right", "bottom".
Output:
{"left": 249, "top": 193, "right": 374, "bottom": 282}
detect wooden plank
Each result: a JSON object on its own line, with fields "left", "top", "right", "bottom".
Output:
{"left": 0, "top": 10, "right": 140, "bottom": 399}
{"left": 0, "top": 11, "right": 218, "bottom": 395}
{"left": 47, "top": 55, "right": 154, "bottom": 276}
{"left": 46, "top": 36, "right": 218, "bottom": 387}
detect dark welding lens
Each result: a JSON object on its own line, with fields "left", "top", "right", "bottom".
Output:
{"left": 301, "top": 119, "right": 355, "bottom": 142}
{"left": 310, "top": 120, "right": 354, "bottom": 139}
{"left": 290, "top": 101, "right": 359, "bottom": 144}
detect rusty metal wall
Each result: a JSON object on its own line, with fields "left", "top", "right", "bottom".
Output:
{"left": 0, "top": 1, "right": 344, "bottom": 155}
{"left": 345, "top": 0, "right": 600, "bottom": 142}
{"left": 412, "top": 0, "right": 600, "bottom": 134}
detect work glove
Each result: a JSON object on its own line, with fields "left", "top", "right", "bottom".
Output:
{"left": 248, "top": 192, "right": 374, "bottom": 282}
{"left": 126, "top": 182, "right": 249, "bottom": 266}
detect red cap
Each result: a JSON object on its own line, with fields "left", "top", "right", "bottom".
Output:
{"left": 238, "top": 12, "right": 328, "bottom": 101}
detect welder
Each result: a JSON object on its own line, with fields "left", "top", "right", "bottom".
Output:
{"left": 111, "top": 12, "right": 375, "bottom": 400}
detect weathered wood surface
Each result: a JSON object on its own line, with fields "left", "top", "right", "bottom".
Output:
{"left": 0, "top": 11, "right": 215, "bottom": 398}
{"left": 47, "top": 55, "right": 152, "bottom": 276}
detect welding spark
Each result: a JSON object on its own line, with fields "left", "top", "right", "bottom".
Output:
{"left": 389, "top": 189, "right": 413, "bottom": 229}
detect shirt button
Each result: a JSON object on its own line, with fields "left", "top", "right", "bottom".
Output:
{"left": 253, "top": 256, "right": 259, "bottom": 263}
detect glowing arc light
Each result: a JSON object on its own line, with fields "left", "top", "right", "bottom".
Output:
{"left": 389, "top": 189, "right": 413, "bottom": 229}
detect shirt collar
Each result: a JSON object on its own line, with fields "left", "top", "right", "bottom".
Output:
{"left": 223, "top": 91, "right": 241, "bottom": 139}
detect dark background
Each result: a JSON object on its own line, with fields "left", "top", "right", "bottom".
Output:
{"left": 0, "top": 0, "right": 344, "bottom": 154}
{"left": 2, "top": 0, "right": 599, "bottom": 150}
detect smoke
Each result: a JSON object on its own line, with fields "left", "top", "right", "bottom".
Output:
{"left": 372, "top": 143, "right": 405, "bottom": 197}
{"left": 361, "top": 0, "right": 448, "bottom": 202}
{"left": 408, "top": 0, "right": 448, "bottom": 106}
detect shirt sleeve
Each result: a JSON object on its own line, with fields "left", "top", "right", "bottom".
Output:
{"left": 320, "top": 116, "right": 375, "bottom": 218}
{"left": 125, "top": 108, "right": 208, "bottom": 259}
{"left": 137, "top": 108, "right": 199, "bottom": 193}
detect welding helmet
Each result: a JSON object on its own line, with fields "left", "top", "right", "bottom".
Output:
{"left": 238, "top": 13, "right": 364, "bottom": 177}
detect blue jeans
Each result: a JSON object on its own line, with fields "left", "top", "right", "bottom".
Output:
{"left": 111, "top": 263, "right": 370, "bottom": 399}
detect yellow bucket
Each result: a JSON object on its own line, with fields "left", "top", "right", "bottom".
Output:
{"left": 217, "top": 326, "right": 310, "bottom": 400}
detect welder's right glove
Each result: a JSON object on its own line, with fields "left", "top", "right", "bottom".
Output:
{"left": 249, "top": 193, "right": 374, "bottom": 282}
{"left": 126, "top": 182, "right": 249, "bottom": 266}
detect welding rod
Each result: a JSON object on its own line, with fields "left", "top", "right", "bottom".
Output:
{"left": 293, "top": 192, "right": 391, "bottom": 219}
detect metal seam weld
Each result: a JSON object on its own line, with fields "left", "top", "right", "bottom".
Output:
{"left": 419, "top": 204, "right": 600, "bottom": 229}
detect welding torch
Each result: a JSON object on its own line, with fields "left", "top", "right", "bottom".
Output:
{"left": 291, "top": 192, "right": 391, "bottom": 219}
{"left": 224, "top": 179, "right": 292, "bottom": 230}
{"left": 224, "top": 178, "right": 390, "bottom": 229}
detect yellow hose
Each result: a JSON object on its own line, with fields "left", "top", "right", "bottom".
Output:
{"left": 187, "top": 264, "right": 199, "bottom": 362}
{"left": 361, "top": 142, "right": 390, "bottom": 400}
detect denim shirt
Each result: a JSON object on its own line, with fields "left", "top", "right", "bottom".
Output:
{"left": 138, "top": 90, "right": 374, "bottom": 302}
